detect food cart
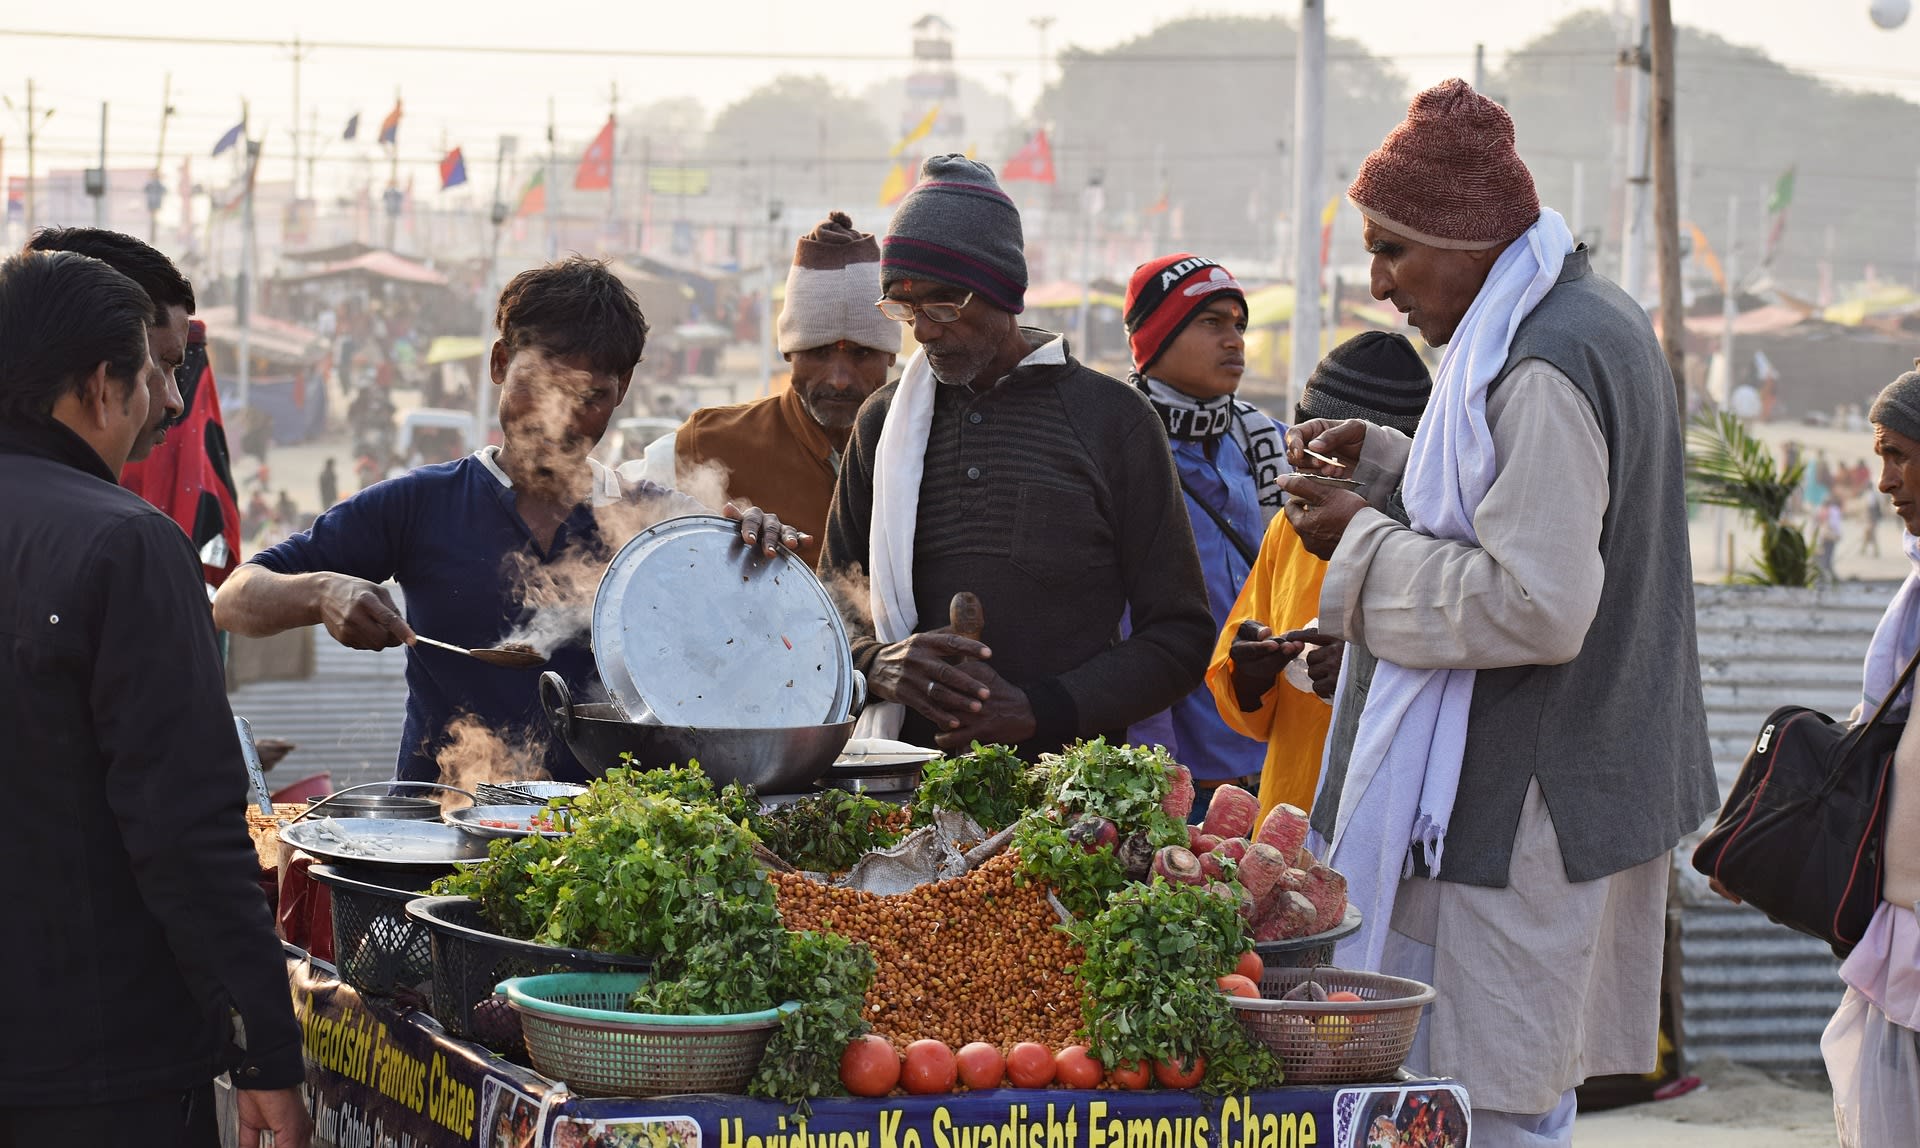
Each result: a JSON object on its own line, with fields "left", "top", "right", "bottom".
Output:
{"left": 248, "top": 516, "right": 1469, "bottom": 1148}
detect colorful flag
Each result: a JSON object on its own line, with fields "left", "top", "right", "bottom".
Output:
{"left": 1688, "top": 221, "right": 1726, "bottom": 292}
{"left": 1767, "top": 166, "right": 1797, "bottom": 215}
{"left": 212, "top": 121, "right": 245, "bottom": 157}
{"left": 574, "top": 116, "right": 615, "bottom": 191}
{"left": 378, "top": 99, "right": 403, "bottom": 147}
{"left": 516, "top": 168, "right": 546, "bottom": 217}
{"left": 1318, "top": 193, "right": 1342, "bottom": 268}
{"left": 878, "top": 160, "right": 913, "bottom": 206}
{"left": 1001, "top": 129, "right": 1055, "bottom": 184}
{"left": 342, "top": 113, "right": 360, "bottom": 141}
{"left": 438, "top": 147, "right": 467, "bottom": 190}
{"left": 891, "top": 105, "right": 941, "bottom": 158}
{"left": 1144, "top": 186, "right": 1170, "bottom": 215}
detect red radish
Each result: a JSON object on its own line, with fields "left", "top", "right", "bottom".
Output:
{"left": 1162, "top": 763, "right": 1196, "bottom": 821}
{"left": 1213, "top": 837, "right": 1249, "bottom": 865}
{"left": 1278, "top": 866, "right": 1310, "bottom": 896}
{"left": 1186, "top": 824, "right": 1208, "bottom": 851}
{"left": 1067, "top": 815, "right": 1119, "bottom": 853}
{"left": 1152, "top": 845, "right": 1206, "bottom": 886}
{"left": 1200, "top": 851, "right": 1225, "bottom": 881}
{"left": 1293, "top": 845, "right": 1318, "bottom": 869}
{"left": 1204, "top": 881, "right": 1255, "bottom": 920}
{"left": 1194, "top": 833, "right": 1223, "bottom": 854}
{"left": 1252, "top": 891, "right": 1319, "bottom": 942}
{"left": 1254, "top": 804, "right": 1311, "bottom": 860}
{"left": 1201, "top": 784, "right": 1260, "bottom": 840}
{"left": 1238, "top": 842, "right": 1292, "bottom": 903}
{"left": 1300, "top": 864, "right": 1348, "bottom": 928}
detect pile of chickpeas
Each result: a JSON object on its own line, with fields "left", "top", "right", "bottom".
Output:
{"left": 771, "top": 852, "right": 1083, "bottom": 1049}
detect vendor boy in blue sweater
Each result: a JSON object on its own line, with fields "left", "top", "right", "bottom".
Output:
{"left": 215, "top": 258, "right": 801, "bottom": 782}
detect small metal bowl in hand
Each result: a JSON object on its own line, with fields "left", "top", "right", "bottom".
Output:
{"left": 444, "top": 803, "right": 573, "bottom": 841}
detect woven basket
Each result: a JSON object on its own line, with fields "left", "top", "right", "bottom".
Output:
{"left": 309, "top": 864, "right": 435, "bottom": 996}
{"left": 497, "top": 973, "right": 796, "bottom": 1097}
{"left": 405, "top": 896, "right": 651, "bottom": 1057}
{"left": 1230, "top": 966, "right": 1435, "bottom": 1085}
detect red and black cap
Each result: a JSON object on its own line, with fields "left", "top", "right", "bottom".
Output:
{"left": 1123, "top": 253, "right": 1247, "bottom": 374}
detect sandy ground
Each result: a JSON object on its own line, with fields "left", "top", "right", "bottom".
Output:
{"left": 1576, "top": 1062, "right": 1837, "bottom": 1147}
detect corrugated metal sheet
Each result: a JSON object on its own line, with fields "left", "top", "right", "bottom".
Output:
{"left": 1676, "top": 581, "right": 1898, "bottom": 1073}
{"left": 226, "top": 627, "right": 409, "bottom": 793}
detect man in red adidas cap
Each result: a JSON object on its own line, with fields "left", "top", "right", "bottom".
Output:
{"left": 1280, "top": 79, "right": 1714, "bottom": 1146}
{"left": 1119, "top": 253, "right": 1280, "bottom": 819}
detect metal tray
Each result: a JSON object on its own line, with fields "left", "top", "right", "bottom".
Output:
{"left": 590, "top": 515, "right": 856, "bottom": 729}
{"left": 281, "top": 816, "right": 490, "bottom": 870}
{"left": 444, "top": 804, "right": 572, "bottom": 841}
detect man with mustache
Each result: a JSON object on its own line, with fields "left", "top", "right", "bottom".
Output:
{"left": 638, "top": 211, "right": 899, "bottom": 568}
{"left": 1117, "top": 254, "right": 1281, "bottom": 820}
{"left": 819, "top": 155, "right": 1213, "bottom": 755}
{"left": 1278, "top": 80, "right": 1715, "bottom": 1146}
{"left": 215, "top": 258, "right": 799, "bottom": 782}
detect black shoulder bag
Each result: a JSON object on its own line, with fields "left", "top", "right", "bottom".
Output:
{"left": 1179, "top": 476, "right": 1262, "bottom": 567}
{"left": 1690, "top": 644, "right": 1920, "bottom": 958}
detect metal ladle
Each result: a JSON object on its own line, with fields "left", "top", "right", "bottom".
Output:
{"left": 411, "top": 635, "right": 548, "bottom": 669}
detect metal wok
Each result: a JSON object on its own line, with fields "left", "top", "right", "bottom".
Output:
{"left": 540, "top": 672, "right": 853, "bottom": 793}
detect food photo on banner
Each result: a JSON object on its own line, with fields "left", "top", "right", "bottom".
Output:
{"left": 1333, "top": 1085, "right": 1470, "bottom": 1148}
{"left": 481, "top": 1078, "right": 542, "bottom": 1148}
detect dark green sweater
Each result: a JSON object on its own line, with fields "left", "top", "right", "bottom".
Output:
{"left": 819, "top": 334, "right": 1214, "bottom": 756}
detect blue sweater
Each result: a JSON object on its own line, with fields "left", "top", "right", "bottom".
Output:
{"left": 251, "top": 452, "right": 689, "bottom": 782}
{"left": 1128, "top": 428, "right": 1278, "bottom": 781}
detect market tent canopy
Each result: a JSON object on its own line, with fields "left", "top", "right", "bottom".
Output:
{"left": 1024, "top": 280, "right": 1126, "bottom": 311}
{"left": 1682, "top": 304, "right": 1811, "bottom": 339}
{"left": 425, "top": 336, "right": 491, "bottom": 365}
{"left": 283, "top": 250, "right": 449, "bottom": 287}
{"left": 196, "top": 306, "right": 326, "bottom": 362}
{"left": 282, "top": 241, "right": 382, "bottom": 264}
{"left": 1823, "top": 284, "right": 1920, "bottom": 327}
{"left": 1244, "top": 284, "right": 1296, "bottom": 328}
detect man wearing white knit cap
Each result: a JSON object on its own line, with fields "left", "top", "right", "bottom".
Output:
{"left": 640, "top": 211, "right": 899, "bottom": 567}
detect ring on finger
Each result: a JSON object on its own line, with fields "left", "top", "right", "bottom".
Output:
{"left": 927, "top": 680, "right": 937, "bottom": 697}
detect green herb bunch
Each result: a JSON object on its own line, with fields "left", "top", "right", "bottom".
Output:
{"left": 1065, "top": 879, "right": 1280, "bottom": 1092}
{"left": 747, "top": 930, "right": 877, "bottom": 1105}
{"left": 1011, "top": 739, "right": 1191, "bottom": 917}
{"left": 910, "top": 743, "right": 1048, "bottom": 832}
{"left": 607, "top": 758, "right": 759, "bottom": 825}
{"left": 749, "top": 788, "right": 904, "bottom": 872}
{"left": 435, "top": 767, "right": 768, "bottom": 957}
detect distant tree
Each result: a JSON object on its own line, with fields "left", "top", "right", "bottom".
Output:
{"left": 1036, "top": 15, "right": 1408, "bottom": 269}
{"left": 1496, "top": 11, "right": 1920, "bottom": 296}
{"left": 706, "top": 76, "right": 892, "bottom": 221}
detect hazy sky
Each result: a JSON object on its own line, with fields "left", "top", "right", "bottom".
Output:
{"left": 5, "top": 0, "right": 1919, "bottom": 195}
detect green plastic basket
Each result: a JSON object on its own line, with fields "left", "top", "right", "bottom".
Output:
{"left": 495, "top": 972, "right": 797, "bottom": 1097}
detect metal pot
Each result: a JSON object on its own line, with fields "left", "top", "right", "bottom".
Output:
{"left": 296, "top": 782, "right": 473, "bottom": 822}
{"left": 540, "top": 672, "right": 852, "bottom": 793}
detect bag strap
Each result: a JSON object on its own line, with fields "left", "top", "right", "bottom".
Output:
{"left": 1860, "top": 641, "right": 1920, "bottom": 734}
{"left": 1180, "top": 475, "right": 1262, "bottom": 567}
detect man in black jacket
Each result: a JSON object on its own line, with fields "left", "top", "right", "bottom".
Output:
{"left": 0, "top": 251, "right": 310, "bottom": 1147}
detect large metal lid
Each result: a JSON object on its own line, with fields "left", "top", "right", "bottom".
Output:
{"left": 591, "top": 514, "right": 856, "bottom": 728}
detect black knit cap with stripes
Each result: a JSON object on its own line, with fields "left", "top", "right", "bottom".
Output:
{"left": 1297, "top": 331, "right": 1433, "bottom": 438}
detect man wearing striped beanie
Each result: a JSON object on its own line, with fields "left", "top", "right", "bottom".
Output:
{"left": 819, "top": 155, "right": 1213, "bottom": 759}
{"left": 639, "top": 211, "right": 899, "bottom": 567}
{"left": 1278, "top": 78, "right": 1714, "bottom": 1147}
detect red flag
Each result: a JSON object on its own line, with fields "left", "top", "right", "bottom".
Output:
{"left": 575, "top": 116, "right": 615, "bottom": 191}
{"left": 1001, "top": 129, "right": 1056, "bottom": 184}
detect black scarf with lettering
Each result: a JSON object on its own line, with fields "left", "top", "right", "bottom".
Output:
{"left": 1132, "top": 374, "right": 1285, "bottom": 515}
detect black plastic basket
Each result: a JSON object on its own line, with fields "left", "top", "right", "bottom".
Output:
{"left": 309, "top": 863, "right": 436, "bottom": 997}
{"left": 404, "top": 896, "right": 651, "bottom": 1056}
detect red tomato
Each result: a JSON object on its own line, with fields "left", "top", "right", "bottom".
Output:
{"left": 1155, "top": 1055, "right": 1207, "bottom": 1089}
{"left": 955, "top": 1041, "right": 1005, "bottom": 1090}
{"left": 1005, "top": 1042, "right": 1056, "bottom": 1088}
{"left": 1054, "top": 1045, "right": 1103, "bottom": 1090}
{"left": 839, "top": 1035, "right": 901, "bottom": 1097}
{"left": 901, "top": 1039, "right": 957, "bottom": 1095}
{"left": 1107, "top": 1059, "right": 1152, "bottom": 1090}
{"left": 1327, "top": 990, "right": 1364, "bottom": 1002}
{"left": 1235, "top": 950, "right": 1265, "bottom": 983}
{"left": 1217, "top": 973, "right": 1262, "bottom": 999}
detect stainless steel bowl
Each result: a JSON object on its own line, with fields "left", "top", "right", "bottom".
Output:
{"left": 444, "top": 804, "right": 572, "bottom": 841}
{"left": 310, "top": 793, "right": 443, "bottom": 820}
{"left": 541, "top": 672, "right": 853, "bottom": 793}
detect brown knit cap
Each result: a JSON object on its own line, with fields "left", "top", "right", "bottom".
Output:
{"left": 1348, "top": 79, "right": 1540, "bottom": 251}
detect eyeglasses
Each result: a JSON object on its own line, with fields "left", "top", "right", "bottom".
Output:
{"left": 875, "top": 292, "right": 974, "bottom": 324}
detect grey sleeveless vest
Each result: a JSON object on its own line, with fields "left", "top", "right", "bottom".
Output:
{"left": 1437, "top": 248, "right": 1718, "bottom": 888}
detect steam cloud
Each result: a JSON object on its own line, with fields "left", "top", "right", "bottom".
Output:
{"left": 434, "top": 712, "right": 550, "bottom": 792}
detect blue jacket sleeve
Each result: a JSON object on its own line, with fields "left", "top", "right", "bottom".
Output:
{"left": 247, "top": 474, "right": 409, "bottom": 583}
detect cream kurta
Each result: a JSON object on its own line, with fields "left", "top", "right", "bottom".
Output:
{"left": 1320, "top": 359, "right": 1668, "bottom": 1116}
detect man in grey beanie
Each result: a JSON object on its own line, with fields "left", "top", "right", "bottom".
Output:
{"left": 639, "top": 211, "right": 900, "bottom": 567}
{"left": 819, "top": 154, "right": 1214, "bottom": 756}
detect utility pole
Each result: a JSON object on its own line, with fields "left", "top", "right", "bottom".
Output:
{"left": 545, "top": 98, "right": 558, "bottom": 260}
{"left": 1571, "top": 160, "right": 1586, "bottom": 241}
{"left": 89, "top": 102, "right": 108, "bottom": 228}
{"left": 288, "top": 35, "right": 307, "bottom": 202}
{"left": 1473, "top": 43, "right": 1486, "bottom": 91}
{"left": 1649, "top": 0, "right": 1685, "bottom": 410}
{"left": 476, "top": 134, "right": 514, "bottom": 450}
{"left": 5, "top": 80, "right": 52, "bottom": 233}
{"left": 1719, "top": 194, "right": 1739, "bottom": 407}
{"left": 606, "top": 81, "right": 619, "bottom": 239}
{"left": 1288, "top": 0, "right": 1326, "bottom": 412}
{"left": 146, "top": 75, "right": 173, "bottom": 243}
{"left": 382, "top": 88, "right": 401, "bottom": 251}
{"left": 1029, "top": 16, "right": 1055, "bottom": 101}
{"left": 238, "top": 104, "right": 259, "bottom": 411}
{"left": 1619, "top": 0, "right": 1652, "bottom": 303}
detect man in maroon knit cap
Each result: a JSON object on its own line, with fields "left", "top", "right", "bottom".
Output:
{"left": 1280, "top": 80, "right": 1714, "bottom": 1146}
